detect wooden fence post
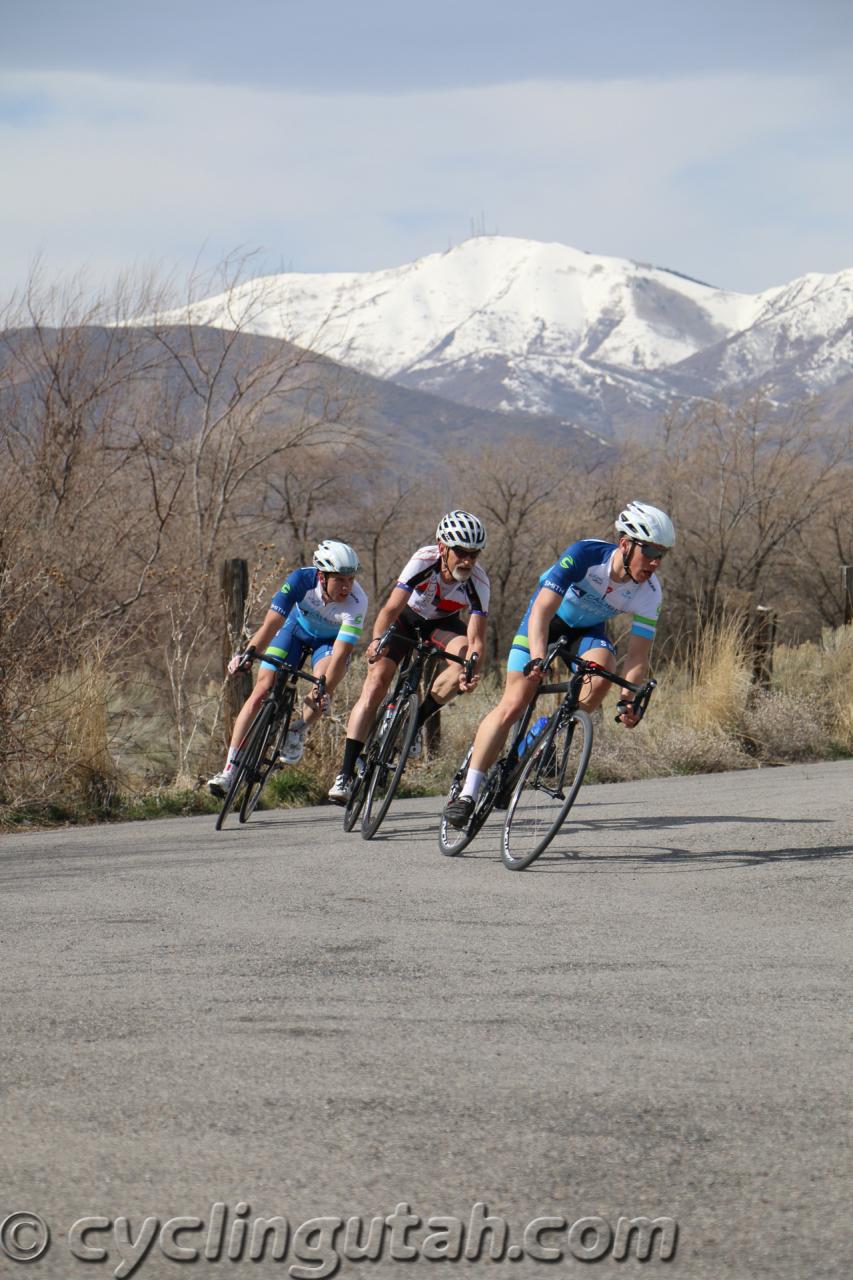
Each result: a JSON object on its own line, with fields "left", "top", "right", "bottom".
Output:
{"left": 843, "top": 565, "right": 853, "bottom": 625}
{"left": 221, "top": 558, "right": 252, "bottom": 742}
{"left": 750, "top": 605, "right": 777, "bottom": 691}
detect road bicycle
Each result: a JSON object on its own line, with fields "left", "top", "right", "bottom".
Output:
{"left": 439, "top": 638, "right": 655, "bottom": 870}
{"left": 215, "top": 649, "right": 326, "bottom": 831}
{"left": 343, "top": 627, "right": 478, "bottom": 841}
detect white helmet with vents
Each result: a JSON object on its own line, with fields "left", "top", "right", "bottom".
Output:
{"left": 435, "top": 510, "right": 487, "bottom": 550}
{"left": 313, "top": 540, "right": 361, "bottom": 574}
{"left": 615, "top": 502, "right": 676, "bottom": 548}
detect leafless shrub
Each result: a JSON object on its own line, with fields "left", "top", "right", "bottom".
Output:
{"left": 743, "top": 691, "right": 831, "bottom": 763}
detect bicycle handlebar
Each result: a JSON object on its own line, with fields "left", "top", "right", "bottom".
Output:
{"left": 523, "top": 639, "right": 656, "bottom": 724}
{"left": 245, "top": 649, "right": 327, "bottom": 696}
{"left": 613, "top": 679, "right": 656, "bottom": 724}
{"left": 235, "top": 644, "right": 258, "bottom": 671}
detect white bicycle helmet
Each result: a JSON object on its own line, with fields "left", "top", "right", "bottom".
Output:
{"left": 615, "top": 502, "right": 676, "bottom": 548}
{"left": 313, "top": 539, "right": 361, "bottom": 574}
{"left": 435, "top": 510, "right": 487, "bottom": 550}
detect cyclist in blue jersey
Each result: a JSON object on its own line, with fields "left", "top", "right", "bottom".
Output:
{"left": 444, "top": 502, "right": 675, "bottom": 828}
{"left": 208, "top": 540, "right": 367, "bottom": 797}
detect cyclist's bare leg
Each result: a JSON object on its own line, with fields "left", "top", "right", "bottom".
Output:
{"left": 299, "top": 653, "right": 332, "bottom": 727}
{"left": 429, "top": 635, "right": 472, "bottom": 704}
{"left": 228, "top": 667, "right": 276, "bottom": 753}
{"left": 575, "top": 646, "right": 617, "bottom": 712}
{"left": 469, "top": 668, "right": 540, "bottom": 774}
{"left": 344, "top": 655, "right": 398, "bottom": 743}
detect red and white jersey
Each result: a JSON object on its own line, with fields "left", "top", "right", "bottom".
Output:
{"left": 396, "top": 544, "right": 490, "bottom": 622}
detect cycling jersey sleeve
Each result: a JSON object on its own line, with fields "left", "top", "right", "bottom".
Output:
{"left": 539, "top": 541, "right": 605, "bottom": 596}
{"left": 630, "top": 580, "right": 663, "bottom": 640}
{"left": 335, "top": 584, "right": 368, "bottom": 646}
{"left": 395, "top": 549, "right": 440, "bottom": 594}
{"left": 269, "top": 567, "right": 315, "bottom": 618}
{"left": 465, "top": 566, "right": 490, "bottom": 615}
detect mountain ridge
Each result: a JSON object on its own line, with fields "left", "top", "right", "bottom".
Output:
{"left": 158, "top": 236, "right": 853, "bottom": 436}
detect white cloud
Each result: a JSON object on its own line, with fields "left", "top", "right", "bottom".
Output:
{"left": 1, "top": 69, "right": 851, "bottom": 297}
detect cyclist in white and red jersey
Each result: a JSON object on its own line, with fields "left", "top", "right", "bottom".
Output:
{"left": 208, "top": 540, "right": 367, "bottom": 797}
{"left": 444, "top": 501, "right": 675, "bottom": 828}
{"left": 328, "top": 511, "right": 490, "bottom": 804}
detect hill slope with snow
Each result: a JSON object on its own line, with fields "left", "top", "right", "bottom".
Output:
{"left": 166, "top": 237, "right": 853, "bottom": 435}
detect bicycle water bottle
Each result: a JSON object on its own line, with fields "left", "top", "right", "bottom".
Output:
{"left": 520, "top": 715, "right": 549, "bottom": 756}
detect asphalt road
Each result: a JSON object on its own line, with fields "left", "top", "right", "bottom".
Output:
{"left": 2, "top": 760, "right": 851, "bottom": 1280}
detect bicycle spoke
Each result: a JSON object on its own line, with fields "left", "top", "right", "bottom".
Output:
{"left": 502, "top": 709, "right": 593, "bottom": 870}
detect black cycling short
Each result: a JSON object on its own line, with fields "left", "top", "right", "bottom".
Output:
{"left": 378, "top": 606, "right": 467, "bottom": 666}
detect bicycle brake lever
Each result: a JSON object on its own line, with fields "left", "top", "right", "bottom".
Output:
{"left": 523, "top": 658, "right": 545, "bottom": 677}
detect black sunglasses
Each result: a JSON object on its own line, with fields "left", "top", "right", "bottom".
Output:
{"left": 635, "top": 542, "right": 668, "bottom": 561}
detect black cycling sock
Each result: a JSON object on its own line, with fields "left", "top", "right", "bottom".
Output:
{"left": 342, "top": 737, "right": 363, "bottom": 778}
{"left": 416, "top": 693, "right": 442, "bottom": 731}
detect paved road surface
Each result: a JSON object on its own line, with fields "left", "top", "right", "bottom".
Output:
{"left": 2, "top": 761, "right": 851, "bottom": 1280}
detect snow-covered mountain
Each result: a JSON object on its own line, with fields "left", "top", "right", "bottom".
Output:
{"left": 167, "top": 237, "right": 853, "bottom": 435}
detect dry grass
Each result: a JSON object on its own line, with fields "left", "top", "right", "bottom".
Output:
{"left": 3, "top": 658, "right": 121, "bottom": 815}
{"left": 681, "top": 614, "right": 753, "bottom": 734}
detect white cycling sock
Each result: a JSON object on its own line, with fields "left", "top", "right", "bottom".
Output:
{"left": 226, "top": 747, "right": 241, "bottom": 767}
{"left": 461, "top": 768, "right": 486, "bottom": 801}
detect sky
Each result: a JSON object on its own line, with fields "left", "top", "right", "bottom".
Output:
{"left": 2, "top": 0, "right": 852, "bottom": 302}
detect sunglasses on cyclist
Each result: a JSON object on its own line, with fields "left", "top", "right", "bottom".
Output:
{"left": 635, "top": 542, "right": 668, "bottom": 561}
{"left": 448, "top": 545, "right": 481, "bottom": 558}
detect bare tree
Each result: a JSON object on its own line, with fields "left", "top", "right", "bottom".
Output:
{"left": 627, "top": 396, "right": 853, "bottom": 642}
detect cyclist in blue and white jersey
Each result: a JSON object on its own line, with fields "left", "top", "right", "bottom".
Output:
{"left": 328, "top": 511, "right": 490, "bottom": 805}
{"left": 208, "top": 541, "right": 367, "bottom": 797}
{"left": 444, "top": 502, "right": 675, "bottom": 828}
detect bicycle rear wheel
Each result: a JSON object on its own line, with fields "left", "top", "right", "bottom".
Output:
{"left": 361, "top": 692, "right": 419, "bottom": 839}
{"left": 215, "top": 701, "right": 276, "bottom": 831}
{"left": 502, "top": 708, "right": 593, "bottom": 871}
{"left": 240, "top": 696, "right": 293, "bottom": 823}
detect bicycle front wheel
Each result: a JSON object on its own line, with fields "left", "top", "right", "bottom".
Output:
{"left": 215, "top": 701, "right": 276, "bottom": 831}
{"left": 361, "top": 693, "right": 419, "bottom": 840}
{"left": 342, "top": 755, "right": 369, "bottom": 832}
{"left": 438, "top": 749, "right": 501, "bottom": 857}
{"left": 502, "top": 708, "right": 593, "bottom": 871}
{"left": 239, "top": 699, "right": 291, "bottom": 823}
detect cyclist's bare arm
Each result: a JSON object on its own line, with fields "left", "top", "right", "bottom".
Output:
{"left": 618, "top": 633, "right": 653, "bottom": 727}
{"left": 321, "top": 636, "right": 357, "bottom": 695}
{"left": 460, "top": 613, "right": 488, "bottom": 689}
{"left": 229, "top": 609, "right": 282, "bottom": 672}
{"left": 526, "top": 587, "right": 563, "bottom": 676}
{"left": 300, "top": 636, "right": 352, "bottom": 723}
{"left": 365, "top": 587, "right": 411, "bottom": 662}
